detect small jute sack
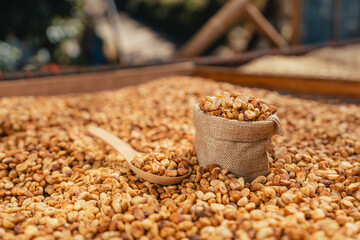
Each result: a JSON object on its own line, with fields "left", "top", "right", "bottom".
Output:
{"left": 193, "top": 104, "right": 285, "bottom": 182}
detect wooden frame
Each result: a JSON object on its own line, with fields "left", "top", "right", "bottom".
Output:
{"left": 193, "top": 66, "right": 360, "bottom": 99}
{"left": 176, "top": 0, "right": 288, "bottom": 58}
{"left": 291, "top": 0, "right": 302, "bottom": 45}
{"left": 1, "top": 62, "right": 360, "bottom": 99}
{"left": 0, "top": 63, "right": 195, "bottom": 97}
{"left": 176, "top": 0, "right": 249, "bottom": 58}
{"left": 244, "top": 3, "right": 288, "bottom": 49}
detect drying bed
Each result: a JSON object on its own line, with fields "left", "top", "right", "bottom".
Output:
{"left": 0, "top": 77, "right": 360, "bottom": 239}
{"left": 239, "top": 44, "right": 360, "bottom": 81}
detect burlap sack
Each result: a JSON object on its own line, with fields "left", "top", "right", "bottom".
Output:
{"left": 193, "top": 104, "right": 285, "bottom": 182}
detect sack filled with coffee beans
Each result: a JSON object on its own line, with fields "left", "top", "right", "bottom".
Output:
{"left": 193, "top": 92, "right": 285, "bottom": 182}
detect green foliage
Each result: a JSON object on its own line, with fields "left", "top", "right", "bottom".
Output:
{"left": 0, "top": 0, "right": 85, "bottom": 71}
{"left": 0, "top": 42, "right": 23, "bottom": 71}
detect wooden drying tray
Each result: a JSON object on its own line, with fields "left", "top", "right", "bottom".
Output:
{"left": 0, "top": 63, "right": 195, "bottom": 97}
{"left": 193, "top": 66, "right": 360, "bottom": 100}
{"left": 0, "top": 62, "right": 360, "bottom": 99}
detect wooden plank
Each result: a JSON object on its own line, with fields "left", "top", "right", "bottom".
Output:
{"left": 244, "top": 3, "right": 289, "bottom": 48}
{"left": 193, "top": 66, "right": 360, "bottom": 99}
{"left": 2, "top": 62, "right": 360, "bottom": 100}
{"left": 333, "top": 0, "right": 341, "bottom": 40}
{"left": 176, "top": 0, "right": 249, "bottom": 58}
{"left": 0, "top": 62, "right": 195, "bottom": 97}
{"left": 232, "top": 0, "right": 269, "bottom": 52}
{"left": 291, "top": 0, "right": 302, "bottom": 45}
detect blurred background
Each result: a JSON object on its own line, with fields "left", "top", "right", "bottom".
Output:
{"left": 1, "top": 0, "right": 360, "bottom": 72}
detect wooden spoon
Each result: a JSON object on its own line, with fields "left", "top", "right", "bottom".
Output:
{"left": 87, "top": 126, "right": 191, "bottom": 185}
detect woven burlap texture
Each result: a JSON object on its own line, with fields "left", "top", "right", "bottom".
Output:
{"left": 193, "top": 104, "right": 285, "bottom": 182}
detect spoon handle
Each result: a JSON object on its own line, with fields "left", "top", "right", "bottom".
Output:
{"left": 87, "top": 126, "right": 138, "bottom": 163}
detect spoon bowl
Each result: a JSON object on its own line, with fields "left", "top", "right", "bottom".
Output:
{"left": 87, "top": 126, "right": 191, "bottom": 185}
